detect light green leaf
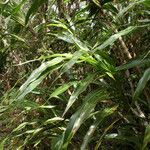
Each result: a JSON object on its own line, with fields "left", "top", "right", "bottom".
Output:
{"left": 116, "top": 0, "right": 147, "bottom": 20}
{"left": 17, "top": 57, "right": 64, "bottom": 99}
{"left": 47, "top": 20, "right": 72, "bottom": 33}
{"left": 133, "top": 68, "right": 150, "bottom": 100}
{"left": 53, "top": 89, "right": 109, "bottom": 149}
{"left": 13, "top": 122, "right": 36, "bottom": 132}
{"left": 39, "top": 105, "right": 55, "bottom": 109}
{"left": 0, "top": 138, "right": 7, "bottom": 150}
{"left": 51, "top": 32, "right": 74, "bottom": 43}
{"left": 50, "top": 82, "right": 75, "bottom": 98}
{"left": 95, "top": 26, "right": 136, "bottom": 51}
{"left": 61, "top": 51, "right": 83, "bottom": 74}
{"left": 44, "top": 117, "right": 64, "bottom": 125}
{"left": 10, "top": 34, "right": 26, "bottom": 43}
{"left": 51, "top": 21, "right": 89, "bottom": 51}
{"left": 63, "top": 74, "right": 95, "bottom": 116}
{"left": 12, "top": 0, "right": 28, "bottom": 14}
{"left": 142, "top": 124, "right": 150, "bottom": 150}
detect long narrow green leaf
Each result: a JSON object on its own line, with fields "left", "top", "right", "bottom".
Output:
{"left": 50, "top": 21, "right": 89, "bottom": 51}
{"left": 142, "top": 124, "right": 150, "bottom": 150}
{"left": 0, "top": 138, "right": 7, "bottom": 150}
{"left": 19, "top": 57, "right": 63, "bottom": 92}
{"left": 95, "top": 119, "right": 119, "bottom": 150}
{"left": 63, "top": 74, "right": 95, "bottom": 116}
{"left": 17, "top": 57, "right": 64, "bottom": 99}
{"left": 12, "top": 122, "right": 36, "bottom": 132}
{"left": 49, "top": 82, "right": 75, "bottom": 99}
{"left": 10, "top": 34, "right": 26, "bottom": 43}
{"left": 95, "top": 26, "right": 136, "bottom": 51}
{"left": 12, "top": 0, "right": 28, "bottom": 14}
{"left": 116, "top": 59, "right": 150, "bottom": 71}
{"left": 133, "top": 68, "right": 150, "bottom": 100}
{"left": 116, "top": 0, "right": 144, "bottom": 19}
{"left": 44, "top": 117, "right": 64, "bottom": 125}
{"left": 81, "top": 106, "right": 118, "bottom": 150}
{"left": 53, "top": 89, "right": 109, "bottom": 150}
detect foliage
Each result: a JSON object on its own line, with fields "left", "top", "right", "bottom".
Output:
{"left": 0, "top": 0, "right": 150, "bottom": 149}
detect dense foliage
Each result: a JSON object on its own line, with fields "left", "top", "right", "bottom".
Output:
{"left": 0, "top": 0, "right": 150, "bottom": 149}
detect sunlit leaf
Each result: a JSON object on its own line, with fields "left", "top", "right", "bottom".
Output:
{"left": 44, "top": 117, "right": 64, "bottom": 125}
{"left": 50, "top": 82, "right": 75, "bottom": 98}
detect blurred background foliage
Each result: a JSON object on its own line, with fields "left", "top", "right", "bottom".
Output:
{"left": 0, "top": 0, "right": 150, "bottom": 149}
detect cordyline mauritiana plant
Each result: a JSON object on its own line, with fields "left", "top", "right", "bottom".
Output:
{"left": 0, "top": 0, "right": 150, "bottom": 149}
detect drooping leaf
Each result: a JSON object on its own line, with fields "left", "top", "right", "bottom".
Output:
{"left": 61, "top": 51, "right": 83, "bottom": 74}
{"left": 10, "top": 34, "right": 26, "bottom": 43}
{"left": 12, "top": 122, "right": 36, "bottom": 132}
{"left": 116, "top": 1, "right": 142, "bottom": 19}
{"left": 53, "top": 89, "right": 109, "bottom": 149}
{"left": 17, "top": 57, "right": 64, "bottom": 99}
{"left": 50, "top": 21, "right": 89, "bottom": 51}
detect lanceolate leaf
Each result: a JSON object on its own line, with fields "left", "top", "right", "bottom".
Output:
{"left": 17, "top": 57, "right": 64, "bottom": 99}
{"left": 133, "top": 68, "right": 150, "bottom": 100}
{"left": 63, "top": 74, "right": 95, "bottom": 116}
{"left": 95, "top": 26, "right": 136, "bottom": 51}
{"left": 116, "top": 1, "right": 144, "bottom": 19}
{"left": 81, "top": 106, "right": 118, "bottom": 150}
{"left": 10, "top": 34, "right": 26, "bottom": 43}
{"left": 49, "top": 82, "right": 76, "bottom": 99}
{"left": 116, "top": 59, "right": 150, "bottom": 71}
{"left": 53, "top": 89, "right": 109, "bottom": 149}
{"left": 95, "top": 119, "right": 119, "bottom": 150}
{"left": 142, "top": 124, "right": 150, "bottom": 150}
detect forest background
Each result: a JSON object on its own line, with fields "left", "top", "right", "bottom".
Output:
{"left": 0, "top": 0, "right": 150, "bottom": 149}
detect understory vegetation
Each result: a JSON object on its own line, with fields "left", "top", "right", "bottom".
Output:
{"left": 0, "top": 0, "right": 150, "bottom": 149}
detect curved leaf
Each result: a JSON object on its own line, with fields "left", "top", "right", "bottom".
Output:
{"left": 53, "top": 89, "right": 109, "bottom": 149}
{"left": 25, "top": 0, "right": 47, "bottom": 25}
{"left": 133, "top": 68, "right": 150, "bottom": 100}
{"left": 81, "top": 106, "right": 118, "bottom": 150}
{"left": 17, "top": 57, "right": 64, "bottom": 99}
{"left": 63, "top": 74, "right": 95, "bottom": 116}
